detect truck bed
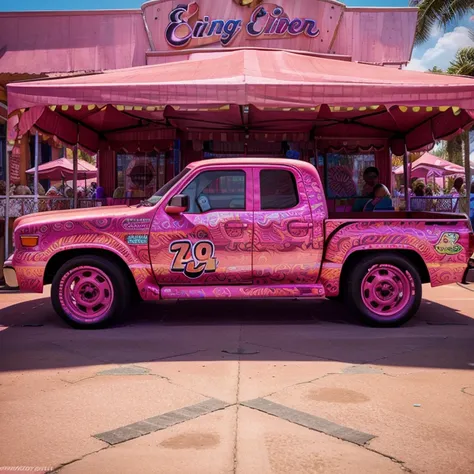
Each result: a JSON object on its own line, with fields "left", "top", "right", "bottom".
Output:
{"left": 327, "top": 211, "right": 468, "bottom": 222}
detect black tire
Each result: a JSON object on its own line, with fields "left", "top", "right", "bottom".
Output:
{"left": 51, "top": 255, "right": 130, "bottom": 329}
{"left": 344, "top": 253, "right": 422, "bottom": 327}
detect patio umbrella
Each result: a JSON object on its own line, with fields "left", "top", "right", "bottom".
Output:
{"left": 393, "top": 153, "right": 472, "bottom": 179}
{"left": 26, "top": 157, "right": 97, "bottom": 180}
{"left": 26, "top": 157, "right": 97, "bottom": 199}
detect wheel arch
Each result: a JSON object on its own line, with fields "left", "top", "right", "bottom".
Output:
{"left": 44, "top": 248, "right": 141, "bottom": 300}
{"left": 341, "top": 249, "right": 430, "bottom": 287}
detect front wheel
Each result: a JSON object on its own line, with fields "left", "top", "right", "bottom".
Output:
{"left": 345, "top": 253, "right": 422, "bottom": 327}
{"left": 51, "top": 255, "right": 130, "bottom": 329}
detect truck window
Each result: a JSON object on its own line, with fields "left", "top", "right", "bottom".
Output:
{"left": 182, "top": 170, "right": 246, "bottom": 213}
{"left": 146, "top": 167, "right": 191, "bottom": 205}
{"left": 260, "top": 170, "right": 299, "bottom": 210}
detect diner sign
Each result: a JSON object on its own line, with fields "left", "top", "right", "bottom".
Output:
{"left": 165, "top": 2, "right": 320, "bottom": 48}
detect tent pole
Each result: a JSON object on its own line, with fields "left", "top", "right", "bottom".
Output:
{"left": 34, "top": 131, "right": 39, "bottom": 213}
{"left": 4, "top": 147, "right": 10, "bottom": 260}
{"left": 464, "top": 130, "right": 471, "bottom": 214}
{"left": 73, "top": 145, "right": 78, "bottom": 209}
{"left": 403, "top": 150, "right": 411, "bottom": 211}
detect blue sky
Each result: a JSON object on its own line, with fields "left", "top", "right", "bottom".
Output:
{"left": 1, "top": 0, "right": 472, "bottom": 71}
{"left": 0, "top": 0, "right": 410, "bottom": 13}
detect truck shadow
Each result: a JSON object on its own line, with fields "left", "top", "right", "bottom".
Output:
{"left": 0, "top": 293, "right": 473, "bottom": 373}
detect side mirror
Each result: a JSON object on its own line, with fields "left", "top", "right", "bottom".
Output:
{"left": 165, "top": 194, "right": 189, "bottom": 214}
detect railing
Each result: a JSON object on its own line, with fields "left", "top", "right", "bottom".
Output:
{"left": 0, "top": 196, "right": 144, "bottom": 218}
{"left": 409, "top": 196, "right": 460, "bottom": 213}
{"left": 0, "top": 196, "right": 73, "bottom": 217}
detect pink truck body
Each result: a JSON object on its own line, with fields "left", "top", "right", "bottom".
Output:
{"left": 4, "top": 158, "right": 474, "bottom": 327}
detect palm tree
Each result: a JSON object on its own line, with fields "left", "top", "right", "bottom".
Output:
{"left": 447, "top": 47, "right": 474, "bottom": 76}
{"left": 414, "top": 0, "right": 474, "bottom": 44}
{"left": 419, "top": 50, "right": 473, "bottom": 168}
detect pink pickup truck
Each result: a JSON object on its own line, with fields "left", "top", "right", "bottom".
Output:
{"left": 4, "top": 158, "right": 474, "bottom": 328}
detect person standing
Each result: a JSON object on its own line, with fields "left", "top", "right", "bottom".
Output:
{"left": 451, "top": 177, "right": 464, "bottom": 196}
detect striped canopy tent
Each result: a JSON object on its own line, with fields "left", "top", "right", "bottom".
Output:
{"left": 6, "top": 49, "right": 474, "bottom": 155}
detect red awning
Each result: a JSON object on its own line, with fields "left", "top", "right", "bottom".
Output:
{"left": 7, "top": 49, "right": 474, "bottom": 154}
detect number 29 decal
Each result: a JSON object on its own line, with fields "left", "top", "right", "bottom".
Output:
{"left": 169, "top": 240, "right": 218, "bottom": 279}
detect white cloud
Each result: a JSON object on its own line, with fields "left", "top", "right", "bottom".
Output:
{"left": 406, "top": 26, "right": 474, "bottom": 72}
{"left": 430, "top": 23, "right": 444, "bottom": 39}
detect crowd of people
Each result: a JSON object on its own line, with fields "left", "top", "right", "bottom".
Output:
{"left": 351, "top": 167, "right": 474, "bottom": 217}
{"left": 394, "top": 177, "right": 465, "bottom": 200}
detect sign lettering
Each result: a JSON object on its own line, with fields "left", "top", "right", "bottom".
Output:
{"left": 166, "top": 2, "right": 320, "bottom": 48}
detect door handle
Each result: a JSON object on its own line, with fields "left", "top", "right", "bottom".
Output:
{"left": 226, "top": 222, "right": 248, "bottom": 229}
{"left": 288, "top": 222, "right": 312, "bottom": 229}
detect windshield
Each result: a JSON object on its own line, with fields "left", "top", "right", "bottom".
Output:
{"left": 146, "top": 167, "right": 191, "bottom": 205}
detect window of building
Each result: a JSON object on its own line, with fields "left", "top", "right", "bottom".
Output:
{"left": 260, "top": 169, "right": 299, "bottom": 210}
{"left": 116, "top": 153, "right": 161, "bottom": 198}
{"left": 325, "top": 153, "right": 376, "bottom": 198}
{"left": 181, "top": 170, "right": 246, "bottom": 213}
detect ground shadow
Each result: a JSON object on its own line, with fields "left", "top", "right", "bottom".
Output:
{"left": 0, "top": 289, "right": 473, "bottom": 373}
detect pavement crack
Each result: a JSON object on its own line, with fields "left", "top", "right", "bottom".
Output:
{"left": 244, "top": 341, "right": 338, "bottom": 362}
{"left": 49, "top": 444, "right": 110, "bottom": 473}
{"left": 48, "top": 341, "right": 112, "bottom": 365}
{"left": 59, "top": 374, "right": 99, "bottom": 385}
{"left": 359, "top": 337, "right": 449, "bottom": 366}
{"left": 364, "top": 446, "right": 413, "bottom": 473}
{"left": 260, "top": 372, "right": 339, "bottom": 400}
{"left": 146, "top": 349, "right": 207, "bottom": 363}
{"left": 233, "top": 325, "right": 242, "bottom": 474}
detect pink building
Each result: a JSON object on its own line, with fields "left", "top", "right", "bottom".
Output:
{"left": 0, "top": 0, "right": 420, "bottom": 198}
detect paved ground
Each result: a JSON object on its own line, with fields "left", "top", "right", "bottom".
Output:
{"left": 0, "top": 284, "right": 473, "bottom": 474}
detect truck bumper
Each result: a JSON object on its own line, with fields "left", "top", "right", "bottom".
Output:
{"left": 463, "top": 259, "right": 474, "bottom": 284}
{"left": 3, "top": 256, "right": 19, "bottom": 288}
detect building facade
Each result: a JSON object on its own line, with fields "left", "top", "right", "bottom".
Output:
{"left": 0, "top": 0, "right": 418, "bottom": 197}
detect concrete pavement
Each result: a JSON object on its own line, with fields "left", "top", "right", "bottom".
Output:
{"left": 0, "top": 284, "right": 473, "bottom": 473}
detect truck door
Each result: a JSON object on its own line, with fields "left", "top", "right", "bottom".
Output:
{"left": 150, "top": 167, "right": 253, "bottom": 286}
{"left": 252, "top": 166, "right": 321, "bottom": 284}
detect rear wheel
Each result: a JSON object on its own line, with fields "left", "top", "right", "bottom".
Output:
{"left": 51, "top": 255, "right": 130, "bottom": 329}
{"left": 345, "top": 253, "right": 421, "bottom": 327}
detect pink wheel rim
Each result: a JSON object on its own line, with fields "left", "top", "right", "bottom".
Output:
{"left": 59, "top": 266, "right": 114, "bottom": 323}
{"left": 361, "top": 264, "right": 413, "bottom": 318}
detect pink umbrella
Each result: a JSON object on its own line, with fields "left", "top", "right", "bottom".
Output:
{"left": 26, "top": 157, "right": 97, "bottom": 180}
{"left": 393, "top": 152, "right": 469, "bottom": 178}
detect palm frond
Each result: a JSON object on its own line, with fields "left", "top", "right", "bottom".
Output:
{"left": 447, "top": 47, "right": 474, "bottom": 76}
{"left": 439, "top": 0, "right": 474, "bottom": 27}
{"left": 415, "top": 0, "right": 474, "bottom": 44}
